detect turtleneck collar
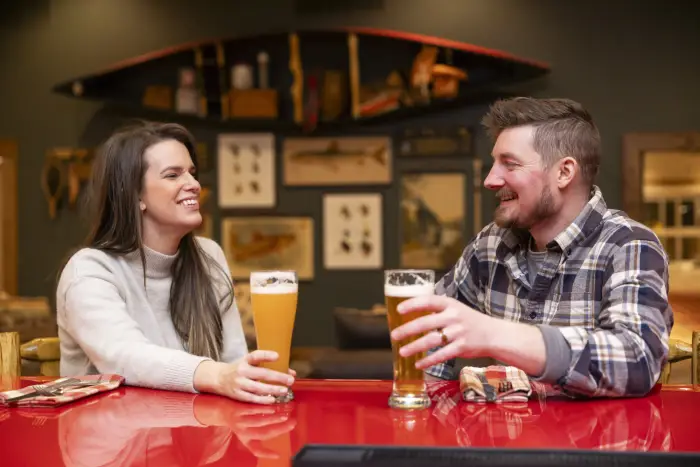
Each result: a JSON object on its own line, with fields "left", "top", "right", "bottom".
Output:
{"left": 124, "top": 244, "right": 178, "bottom": 279}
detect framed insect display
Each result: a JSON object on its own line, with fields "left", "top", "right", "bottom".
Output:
{"left": 217, "top": 133, "right": 276, "bottom": 208}
{"left": 323, "top": 193, "right": 383, "bottom": 269}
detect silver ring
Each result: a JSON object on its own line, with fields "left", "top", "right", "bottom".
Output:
{"left": 437, "top": 328, "right": 449, "bottom": 346}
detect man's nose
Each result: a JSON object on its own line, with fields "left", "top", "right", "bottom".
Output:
{"left": 483, "top": 165, "right": 504, "bottom": 190}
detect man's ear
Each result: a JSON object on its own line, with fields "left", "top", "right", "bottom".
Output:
{"left": 557, "top": 157, "right": 577, "bottom": 188}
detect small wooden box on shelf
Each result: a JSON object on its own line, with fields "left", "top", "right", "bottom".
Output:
{"left": 229, "top": 89, "right": 278, "bottom": 119}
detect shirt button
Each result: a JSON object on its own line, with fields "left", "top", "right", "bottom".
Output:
{"left": 529, "top": 312, "right": 537, "bottom": 319}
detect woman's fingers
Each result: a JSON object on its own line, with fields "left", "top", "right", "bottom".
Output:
{"left": 235, "top": 411, "right": 290, "bottom": 429}
{"left": 232, "top": 389, "right": 277, "bottom": 405}
{"left": 237, "top": 376, "right": 290, "bottom": 398}
{"left": 246, "top": 350, "right": 279, "bottom": 365}
{"left": 240, "top": 365, "right": 294, "bottom": 387}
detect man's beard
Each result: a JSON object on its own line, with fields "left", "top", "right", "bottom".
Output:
{"left": 494, "top": 184, "right": 556, "bottom": 229}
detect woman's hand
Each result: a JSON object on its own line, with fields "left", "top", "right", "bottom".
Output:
{"left": 194, "top": 350, "right": 296, "bottom": 404}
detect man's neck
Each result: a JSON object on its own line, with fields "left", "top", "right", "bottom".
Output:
{"left": 529, "top": 190, "right": 590, "bottom": 251}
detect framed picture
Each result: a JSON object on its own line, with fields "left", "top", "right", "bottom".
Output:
{"left": 221, "top": 216, "right": 314, "bottom": 280}
{"left": 400, "top": 172, "right": 466, "bottom": 270}
{"left": 396, "top": 125, "right": 473, "bottom": 157}
{"left": 217, "top": 133, "right": 276, "bottom": 208}
{"left": 323, "top": 193, "right": 383, "bottom": 269}
{"left": 233, "top": 281, "right": 256, "bottom": 347}
{"left": 283, "top": 136, "right": 392, "bottom": 186}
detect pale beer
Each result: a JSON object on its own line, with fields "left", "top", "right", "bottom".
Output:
{"left": 250, "top": 271, "right": 298, "bottom": 403}
{"left": 384, "top": 270, "right": 435, "bottom": 409}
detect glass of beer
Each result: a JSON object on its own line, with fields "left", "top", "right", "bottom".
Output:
{"left": 250, "top": 270, "right": 299, "bottom": 403}
{"left": 384, "top": 269, "right": 435, "bottom": 409}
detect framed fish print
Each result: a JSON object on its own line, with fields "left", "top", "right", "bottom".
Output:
{"left": 323, "top": 193, "right": 383, "bottom": 269}
{"left": 400, "top": 172, "right": 466, "bottom": 270}
{"left": 217, "top": 133, "right": 276, "bottom": 208}
{"left": 220, "top": 216, "right": 314, "bottom": 280}
{"left": 282, "top": 136, "right": 392, "bottom": 186}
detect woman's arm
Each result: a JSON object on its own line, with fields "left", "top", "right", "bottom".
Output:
{"left": 59, "top": 264, "right": 211, "bottom": 393}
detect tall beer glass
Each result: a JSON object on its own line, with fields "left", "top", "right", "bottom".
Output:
{"left": 250, "top": 270, "right": 298, "bottom": 403}
{"left": 384, "top": 269, "right": 435, "bottom": 409}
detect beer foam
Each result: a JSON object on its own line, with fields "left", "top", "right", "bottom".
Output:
{"left": 251, "top": 284, "right": 298, "bottom": 295}
{"left": 384, "top": 284, "right": 434, "bottom": 297}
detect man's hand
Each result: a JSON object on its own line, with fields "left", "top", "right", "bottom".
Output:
{"left": 390, "top": 295, "right": 494, "bottom": 369}
{"left": 390, "top": 295, "right": 547, "bottom": 377}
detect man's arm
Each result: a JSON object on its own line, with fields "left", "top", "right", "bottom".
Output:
{"left": 490, "top": 237, "right": 672, "bottom": 397}
{"left": 425, "top": 236, "right": 482, "bottom": 380}
{"left": 554, "top": 238, "right": 671, "bottom": 397}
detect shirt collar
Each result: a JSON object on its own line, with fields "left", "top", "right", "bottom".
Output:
{"left": 500, "top": 185, "right": 607, "bottom": 256}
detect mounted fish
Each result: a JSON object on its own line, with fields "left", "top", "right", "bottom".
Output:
{"left": 220, "top": 216, "right": 314, "bottom": 280}
{"left": 283, "top": 136, "right": 392, "bottom": 186}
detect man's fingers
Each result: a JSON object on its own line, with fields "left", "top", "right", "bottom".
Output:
{"left": 414, "top": 342, "right": 462, "bottom": 370}
{"left": 391, "top": 311, "right": 451, "bottom": 341}
{"left": 396, "top": 295, "right": 453, "bottom": 314}
{"left": 397, "top": 329, "right": 445, "bottom": 358}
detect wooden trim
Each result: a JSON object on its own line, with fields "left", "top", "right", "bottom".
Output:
{"left": 0, "top": 332, "right": 20, "bottom": 383}
{"left": 622, "top": 131, "right": 700, "bottom": 221}
{"left": 0, "top": 140, "right": 18, "bottom": 295}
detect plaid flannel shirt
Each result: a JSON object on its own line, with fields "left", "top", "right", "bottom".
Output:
{"left": 427, "top": 186, "right": 673, "bottom": 398}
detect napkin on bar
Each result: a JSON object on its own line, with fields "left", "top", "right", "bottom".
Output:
{"left": 459, "top": 365, "right": 532, "bottom": 403}
{"left": 0, "top": 374, "right": 124, "bottom": 408}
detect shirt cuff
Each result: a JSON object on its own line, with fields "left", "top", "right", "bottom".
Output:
{"left": 532, "top": 325, "right": 572, "bottom": 383}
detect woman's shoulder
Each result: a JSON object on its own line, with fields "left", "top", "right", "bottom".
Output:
{"left": 194, "top": 236, "right": 226, "bottom": 261}
{"left": 60, "top": 247, "right": 124, "bottom": 281}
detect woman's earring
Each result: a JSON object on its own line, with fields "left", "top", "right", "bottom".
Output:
{"left": 140, "top": 201, "right": 146, "bottom": 212}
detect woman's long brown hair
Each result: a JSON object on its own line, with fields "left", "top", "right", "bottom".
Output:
{"left": 77, "top": 121, "right": 233, "bottom": 360}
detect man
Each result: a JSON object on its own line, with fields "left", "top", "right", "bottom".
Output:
{"left": 391, "top": 97, "right": 673, "bottom": 398}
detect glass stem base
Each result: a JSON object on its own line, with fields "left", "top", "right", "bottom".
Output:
{"left": 388, "top": 391, "right": 431, "bottom": 409}
{"left": 274, "top": 388, "right": 294, "bottom": 403}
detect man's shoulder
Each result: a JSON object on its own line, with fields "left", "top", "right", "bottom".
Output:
{"left": 598, "top": 209, "right": 663, "bottom": 247}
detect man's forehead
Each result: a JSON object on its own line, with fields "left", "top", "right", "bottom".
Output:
{"left": 492, "top": 126, "right": 538, "bottom": 159}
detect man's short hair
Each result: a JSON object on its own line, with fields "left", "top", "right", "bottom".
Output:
{"left": 482, "top": 97, "right": 601, "bottom": 187}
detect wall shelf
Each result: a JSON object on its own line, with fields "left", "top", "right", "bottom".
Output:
{"left": 52, "top": 27, "right": 550, "bottom": 133}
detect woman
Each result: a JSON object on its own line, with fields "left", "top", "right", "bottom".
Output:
{"left": 56, "top": 121, "right": 293, "bottom": 404}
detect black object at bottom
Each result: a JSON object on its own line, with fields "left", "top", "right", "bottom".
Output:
{"left": 292, "top": 444, "right": 700, "bottom": 467}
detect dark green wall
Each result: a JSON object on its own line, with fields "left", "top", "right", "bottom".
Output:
{"left": 2, "top": 0, "right": 700, "bottom": 346}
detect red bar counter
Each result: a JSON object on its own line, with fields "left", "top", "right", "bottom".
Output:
{"left": 1, "top": 378, "right": 698, "bottom": 466}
